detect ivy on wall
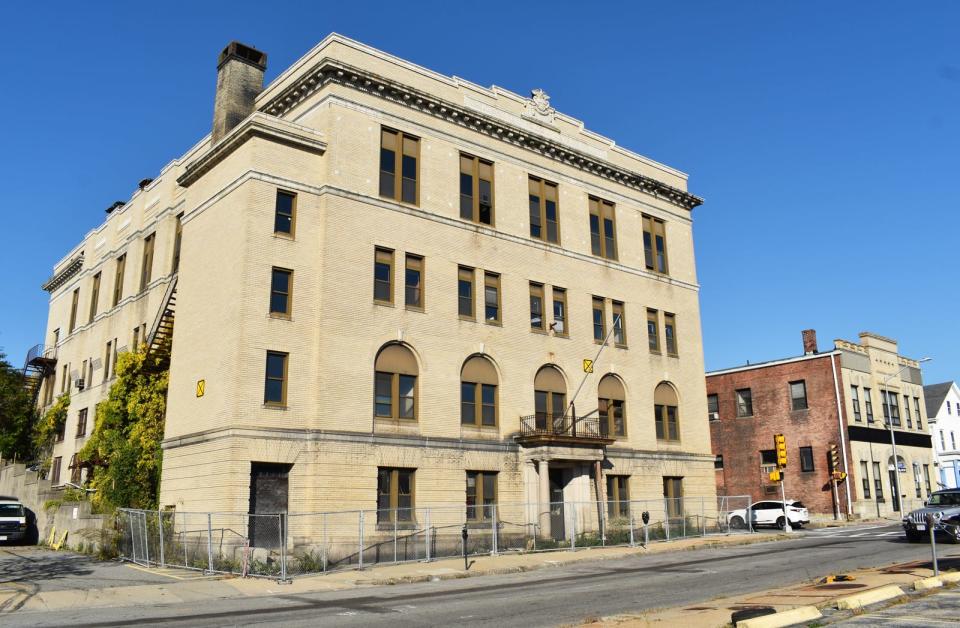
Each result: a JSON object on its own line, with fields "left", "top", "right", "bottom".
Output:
{"left": 33, "top": 392, "right": 70, "bottom": 472}
{"left": 79, "top": 348, "right": 167, "bottom": 511}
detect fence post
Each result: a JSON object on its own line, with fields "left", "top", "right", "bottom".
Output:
{"left": 700, "top": 496, "right": 706, "bottom": 536}
{"left": 206, "top": 513, "right": 214, "bottom": 574}
{"left": 393, "top": 511, "right": 398, "bottom": 564}
{"left": 127, "top": 511, "right": 136, "bottom": 562}
{"left": 491, "top": 504, "right": 498, "bottom": 556}
{"left": 158, "top": 507, "right": 165, "bottom": 568}
{"left": 628, "top": 506, "right": 635, "bottom": 547}
{"left": 747, "top": 500, "right": 754, "bottom": 533}
{"left": 682, "top": 500, "right": 687, "bottom": 538}
{"left": 143, "top": 512, "right": 151, "bottom": 566}
{"left": 322, "top": 512, "right": 328, "bottom": 573}
{"left": 570, "top": 504, "right": 576, "bottom": 551}
{"left": 183, "top": 513, "right": 188, "bottom": 567}
{"left": 279, "top": 514, "right": 288, "bottom": 583}
{"left": 665, "top": 500, "right": 670, "bottom": 541}
{"left": 425, "top": 509, "right": 431, "bottom": 562}
{"left": 358, "top": 510, "right": 364, "bottom": 571}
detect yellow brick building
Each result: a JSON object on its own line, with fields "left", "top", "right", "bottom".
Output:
{"left": 37, "top": 35, "right": 715, "bottom": 542}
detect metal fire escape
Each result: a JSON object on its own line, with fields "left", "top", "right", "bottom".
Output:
{"left": 144, "top": 275, "right": 178, "bottom": 370}
{"left": 22, "top": 344, "right": 57, "bottom": 407}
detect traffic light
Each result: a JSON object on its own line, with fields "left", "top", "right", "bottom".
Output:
{"left": 769, "top": 469, "right": 781, "bottom": 482}
{"left": 829, "top": 444, "right": 840, "bottom": 472}
{"left": 774, "top": 433, "right": 787, "bottom": 468}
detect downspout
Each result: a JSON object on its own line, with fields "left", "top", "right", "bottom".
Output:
{"left": 830, "top": 352, "right": 853, "bottom": 516}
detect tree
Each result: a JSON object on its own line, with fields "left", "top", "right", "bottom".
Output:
{"left": 79, "top": 347, "right": 167, "bottom": 511}
{"left": 0, "top": 350, "right": 36, "bottom": 461}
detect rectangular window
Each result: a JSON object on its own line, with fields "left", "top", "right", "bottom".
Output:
{"left": 88, "top": 273, "right": 101, "bottom": 323}
{"left": 51, "top": 456, "right": 62, "bottom": 485}
{"left": 588, "top": 197, "right": 617, "bottom": 260}
{"left": 873, "top": 461, "right": 884, "bottom": 498}
{"left": 529, "top": 283, "right": 545, "bottom": 331}
{"left": 599, "top": 397, "right": 626, "bottom": 437}
{"left": 380, "top": 129, "right": 419, "bottom": 205}
{"left": 642, "top": 215, "right": 668, "bottom": 274}
{"left": 736, "top": 389, "right": 753, "bottom": 417}
{"left": 655, "top": 403, "right": 679, "bottom": 441}
{"left": 528, "top": 176, "right": 559, "bottom": 243}
{"left": 941, "top": 431, "right": 947, "bottom": 450}
{"left": 76, "top": 408, "right": 88, "bottom": 438}
{"left": 460, "top": 382, "right": 498, "bottom": 427}
{"left": 790, "top": 380, "right": 808, "bottom": 411}
{"left": 132, "top": 326, "right": 140, "bottom": 350}
{"left": 466, "top": 471, "right": 498, "bottom": 521}
{"left": 851, "top": 385, "right": 862, "bottom": 422}
{"left": 376, "top": 372, "right": 417, "bottom": 420}
{"left": 552, "top": 287, "right": 567, "bottom": 336}
{"left": 55, "top": 417, "right": 65, "bottom": 442}
{"left": 714, "top": 455, "right": 724, "bottom": 469}
{"left": 663, "top": 312, "right": 677, "bottom": 356}
{"left": 799, "top": 446, "right": 814, "bottom": 472}
{"left": 592, "top": 297, "right": 606, "bottom": 342}
{"left": 606, "top": 475, "right": 629, "bottom": 518}
{"left": 112, "top": 254, "right": 126, "bottom": 306}
{"left": 459, "top": 154, "right": 494, "bottom": 225}
{"left": 707, "top": 394, "right": 719, "bottom": 417}
{"left": 913, "top": 464, "right": 922, "bottom": 498}
{"left": 483, "top": 272, "right": 501, "bottom": 323}
{"left": 274, "top": 190, "right": 296, "bottom": 235}
{"left": 612, "top": 301, "right": 626, "bottom": 347}
{"left": 903, "top": 394, "right": 912, "bottom": 428}
{"left": 860, "top": 461, "right": 871, "bottom": 498}
{"left": 377, "top": 467, "right": 415, "bottom": 523}
{"left": 953, "top": 432, "right": 957, "bottom": 450}
{"left": 761, "top": 449, "right": 777, "bottom": 465}
{"left": 864, "top": 387, "right": 874, "bottom": 423}
{"left": 458, "top": 266, "right": 475, "bottom": 319}
{"left": 914, "top": 397, "right": 922, "bottom": 430}
{"left": 374, "top": 248, "right": 394, "bottom": 304}
{"left": 172, "top": 212, "right": 184, "bottom": 271}
{"left": 923, "top": 464, "right": 931, "bottom": 496}
{"left": 647, "top": 309, "right": 660, "bottom": 353}
{"left": 884, "top": 390, "right": 900, "bottom": 426}
{"left": 270, "top": 268, "right": 292, "bottom": 317}
{"left": 140, "top": 233, "right": 155, "bottom": 291}
{"left": 103, "top": 341, "right": 112, "bottom": 382}
{"left": 264, "top": 351, "right": 288, "bottom": 406}
{"left": 404, "top": 254, "right": 424, "bottom": 310}
{"left": 69, "top": 288, "right": 80, "bottom": 333}
{"left": 663, "top": 477, "right": 683, "bottom": 518}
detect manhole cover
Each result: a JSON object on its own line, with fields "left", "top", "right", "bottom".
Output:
{"left": 815, "top": 583, "right": 867, "bottom": 590}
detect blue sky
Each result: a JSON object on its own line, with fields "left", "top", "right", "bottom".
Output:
{"left": 0, "top": 2, "right": 956, "bottom": 383}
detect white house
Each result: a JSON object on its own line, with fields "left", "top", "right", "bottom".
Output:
{"left": 926, "top": 381, "right": 960, "bottom": 489}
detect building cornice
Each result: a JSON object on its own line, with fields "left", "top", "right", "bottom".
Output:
{"left": 177, "top": 113, "right": 327, "bottom": 187}
{"left": 41, "top": 255, "right": 83, "bottom": 292}
{"left": 706, "top": 351, "right": 839, "bottom": 377}
{"left": 259, "top": 59, "right": 703, "bottom": 211}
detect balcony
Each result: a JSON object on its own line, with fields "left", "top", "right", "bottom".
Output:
{"left": 516, "top": 413, "right": 614, "bottom": 447}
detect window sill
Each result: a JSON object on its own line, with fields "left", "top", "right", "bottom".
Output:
{"left": 375, "top": 416, "right": 418, "bottom": 423}
{"left": 272, "top": 232, "right": 295, "bottom": 241}
{"left": 268, "top": 313, "right": 292, "bottom": 321}
{"left": 374, "top": 300, "right": 395, "bottom": 308}
{"left": 666, "top": 352, "right": 679, "bottom": 359}
{"left": 615, "top": 343, "right": 629, "bottom": 350}
{"left": 737, "top": 415, "right": 754, "bottom": 419}
{"left": 484, "top": 320, "right": 502, "bottom": 327}
{"left": 530, "top": 328, "right": 548, "bottom": 335}
{"left": 458, "top": 316, "right": 477, "bottom": 323}
{"left": 405, "top": 306, "right": 425, "bottom": 313}
{"left": 649, "top": 350, "right": 662, "bottom": 356}
{"left": 262, "top": 403, "right": 288, "bottom": 411}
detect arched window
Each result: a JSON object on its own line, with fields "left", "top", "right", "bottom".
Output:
{"left": 534, "top": 365, "right": 567, "bottom": 430}
{"left": 599, "top": 375, "right": 626, "bottom": 437}
{"left": 374, "top": 343, "right": 418, "bottom": 420}
{"left": 461, "top": 355, "right": 498, "bottom": 427}
{"left": 654, "top": 382, "right": 679, "bottom": 441}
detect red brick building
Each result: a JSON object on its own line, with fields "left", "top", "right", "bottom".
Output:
{"left": 707, "top": 330, "right": 853, "bottom": 519}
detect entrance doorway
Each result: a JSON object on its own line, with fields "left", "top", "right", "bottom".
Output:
{"left": 249, "top": 462, "right": 291, "bottom": 548}
{"left": 549, "top": 468, "right": 566, "bottom": 541}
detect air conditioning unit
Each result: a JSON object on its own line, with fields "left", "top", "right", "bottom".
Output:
{"left": 74, "top": 378, "right": 85, "bottom": 391}
{"left": 708, "top": 412, "right": 719, "bottom": 421}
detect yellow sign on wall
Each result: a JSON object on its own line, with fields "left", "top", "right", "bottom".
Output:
{"left": 196, "top": 379, "right": 205, "bottom": 397}
{"left": 582, "top": 359, "right": 594, "bottom": 373}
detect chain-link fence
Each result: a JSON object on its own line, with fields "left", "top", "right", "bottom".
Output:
{"left": 118, "top": 495, "right": 753, "bottom": 581}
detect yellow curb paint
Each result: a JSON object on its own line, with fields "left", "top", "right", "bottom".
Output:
{"left": 913, "top": 576, "right": 943, "bottom": 591}
{"left": 737, "top": 605, "right": 822, "bottom": 628}
{"left": 835, "top": 584, "right": 904, "bottom": 610}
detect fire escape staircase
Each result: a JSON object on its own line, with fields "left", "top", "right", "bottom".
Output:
{"left": 144, "top": 274, "right": 178, "bottom": 370}
{"left": 22, "top": 344, "right": 57, "bottom": 407}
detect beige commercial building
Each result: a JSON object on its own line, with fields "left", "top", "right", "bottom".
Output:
{"left": 836, "top": 333, "right": 935, "bottom": 518}
{"left": 35, "top": 35, "right": 713, "bottom": 541}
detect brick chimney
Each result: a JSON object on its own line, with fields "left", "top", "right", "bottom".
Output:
{"left": 802, "top": 329, "right": 818, "bottom": 355}
{"left": 211, "top": 42, "right": 267, "bottom": 144}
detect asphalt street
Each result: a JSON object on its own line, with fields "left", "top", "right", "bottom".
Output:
{"left": 6, "top": 523, "right": 959, "bottom": 627}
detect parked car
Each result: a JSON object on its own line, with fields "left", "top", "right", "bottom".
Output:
{"left": 902, "top": 488, "right": 960, "bottom": 542}
{"left": 727, "top": 500, "right": 809, "bottom": 530}
{"left": 0, "top": 497, "right": 28, "bottom": 544}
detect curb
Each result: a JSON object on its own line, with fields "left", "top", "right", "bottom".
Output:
{"left": 736, "top": 605, "right": 821, "bottom": 628}
{"left": 913, "top": 576, "right": 943, "bottom": 591}
{"left": 834, "top": 584, "right": 905, "bottom": 610}
{"left": 941, "top": 571, "right": 960, "bottom": 584}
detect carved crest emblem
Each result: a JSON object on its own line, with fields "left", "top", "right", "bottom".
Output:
{"left": 525, "top": 88, "right": 556, "bottom": 122}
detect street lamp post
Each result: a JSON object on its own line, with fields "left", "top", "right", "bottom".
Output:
{"left": 882, "top": 357, "right": 931, "bottom": 515}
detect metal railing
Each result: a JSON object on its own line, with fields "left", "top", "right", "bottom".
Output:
{"left": 24, "top": 344, "right": 56, "bottom": 369}
{"left": 517, "top": 414, "right": 610, "bottom": 442}
{"left": 117, "top": 495, "right": 752, "bottom": 581}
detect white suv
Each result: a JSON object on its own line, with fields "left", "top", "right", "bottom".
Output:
{"left": 0, "top": 497, "right": 27, "bottom": 544}
{"left": 728, "top": 500, "right": 810, "bottom": 530}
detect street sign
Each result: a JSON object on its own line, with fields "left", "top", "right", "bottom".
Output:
{"left": 582, "top": 359, "right": 593, "bottom": 373}
{"left": 196, "top": 379, "right": 206, "bottom": 397}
